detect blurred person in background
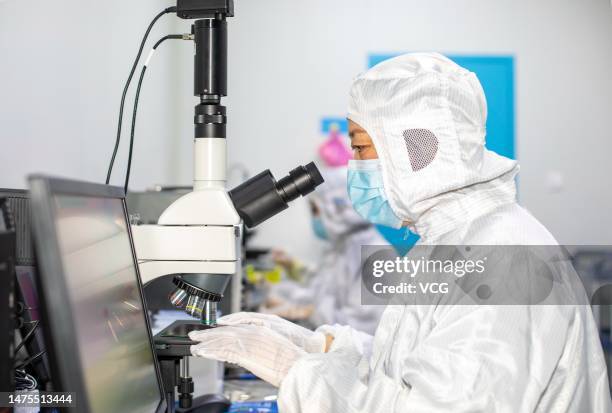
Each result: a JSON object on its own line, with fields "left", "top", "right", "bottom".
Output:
{"left": 264, "top": 165, "right": 387, "bottom": 335}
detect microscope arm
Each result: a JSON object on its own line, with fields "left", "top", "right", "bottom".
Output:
{"left": 132, "top": 225, "right": 240, "bottom": 285}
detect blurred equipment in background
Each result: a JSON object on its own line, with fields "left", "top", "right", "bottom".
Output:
{"left": 223, "top": 378, "right": 277, "bottom": 411}
{"left": 0, "top": 198, "right": 16, "bottom": 394}
{"left": 0, "top": 189, "right": 53, "bottom": 395}
{"left": 241, "top": 252, "right": 283, "bottom": 312}
{"left": 317, "top": 122, "right": 352, "bottom": 168}
{"left": 572, "top": 248, "right": 612, "bottom": 392}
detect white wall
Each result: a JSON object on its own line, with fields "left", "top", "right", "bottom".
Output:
{"left": 2, "top": 0, "right": 611, "bottom": 264}
{"left": 0, "top": 0, "right": 184, "bottom": 190}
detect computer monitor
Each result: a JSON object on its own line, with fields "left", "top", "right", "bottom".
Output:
{"left": 28, "top": 176, "right": 166, "bottom": 413}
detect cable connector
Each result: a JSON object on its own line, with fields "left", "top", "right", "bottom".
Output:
{"left": 144, "top": 34, "right": 191, "bottom": 68}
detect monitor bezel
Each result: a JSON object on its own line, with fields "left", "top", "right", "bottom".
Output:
{"left": 28, "top": 175, "right": 167, "bottom": 413}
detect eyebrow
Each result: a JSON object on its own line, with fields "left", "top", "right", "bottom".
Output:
{"left": 348, "top": 128, "right": 367, "bottom": 138}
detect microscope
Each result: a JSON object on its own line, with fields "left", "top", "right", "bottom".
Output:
{"left": 129, "top": 1, "right": 324, "bottom": 411}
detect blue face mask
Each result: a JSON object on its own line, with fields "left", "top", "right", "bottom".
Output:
{"left": 311, "top": 217, "right": 329, "bottom": 240}
{"left": 347, "top": 159, "right": 403, "bottom": 229}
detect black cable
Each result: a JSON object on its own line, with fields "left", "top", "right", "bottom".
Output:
{"left": 153, "top": 34, "right": 182, "bottom": 50}
{"left": 124, "top": 66, "right": 147, "bottom": 194}
{"left": 15, "top": 350, "right": 45, "bottom": 370}
{"left": 14, "top": 320, "right": 39, "bottom": 354}
{"left": 106, "top": 6, "right": 176, "bottom": 185}
{"left": 15, "top": 369, "right": 38, "bottom": 391}
{"left": 124, "top": 34, "right": 183, "bottom": 194}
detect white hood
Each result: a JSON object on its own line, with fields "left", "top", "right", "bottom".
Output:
{"left": 348, "top": 53, "right": 519, "bottom": 241}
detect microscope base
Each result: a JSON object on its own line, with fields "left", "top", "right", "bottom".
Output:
{"left": 155, "top": 320, "right": 230, "bottom": 413}
{"left": 176, "top": 394, "right": 231, "bottom": 413}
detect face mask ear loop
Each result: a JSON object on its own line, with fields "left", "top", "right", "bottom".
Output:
{"left": 403, "top": 227, "right": 412, "bottom": 240}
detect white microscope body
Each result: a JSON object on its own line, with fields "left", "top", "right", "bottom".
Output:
{"left": 132, "top": 137, "right": 241, "bottom": 286}
{"left": 129, "top": 6, "right": 323, "bottom": 325}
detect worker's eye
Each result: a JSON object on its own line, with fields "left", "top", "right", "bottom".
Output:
{"left": 352, "top": 145, "right": 366, "bottom": 152}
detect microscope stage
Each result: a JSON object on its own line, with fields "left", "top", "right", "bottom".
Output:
{"left": 154, "top": 320, "right": 214, "bottom": 357}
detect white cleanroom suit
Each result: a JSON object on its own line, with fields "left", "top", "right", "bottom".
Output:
{"left": 191, "top": 53, "right": 611, "bottom": 412}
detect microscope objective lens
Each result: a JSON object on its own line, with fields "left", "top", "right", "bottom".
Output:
{"left": 169, "top": 287, "right": 188, "bottom": 308}
{"left": 185, "top": 295, "right": 205, "bottom": 318}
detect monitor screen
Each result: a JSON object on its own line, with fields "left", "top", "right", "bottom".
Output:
{"left": 41, "top": 190, "right": 163, "bottom": 413}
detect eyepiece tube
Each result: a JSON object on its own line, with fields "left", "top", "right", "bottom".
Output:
{"left": 229, "top": 162, "right": 324, "bottom": 228}
{"left": 276, "top": 162, "right": 324, "bottom": 202}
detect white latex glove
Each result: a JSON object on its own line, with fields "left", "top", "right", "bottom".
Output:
{"left": 218, "top": 312, "right": 326, "bottom": 353}
{"left": 189, "top": 324, "right": 306, "bottom": 387}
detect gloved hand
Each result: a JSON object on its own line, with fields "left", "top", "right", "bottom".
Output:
{"left": 189, "top": 324, "right": 306, "bottom": 387}
{"left": 218, "top": 312, "right": 326, "bottom": 353}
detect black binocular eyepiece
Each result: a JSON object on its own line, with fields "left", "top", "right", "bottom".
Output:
{"left": 229, "top": 162, "right": 324, "bottom": 228}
